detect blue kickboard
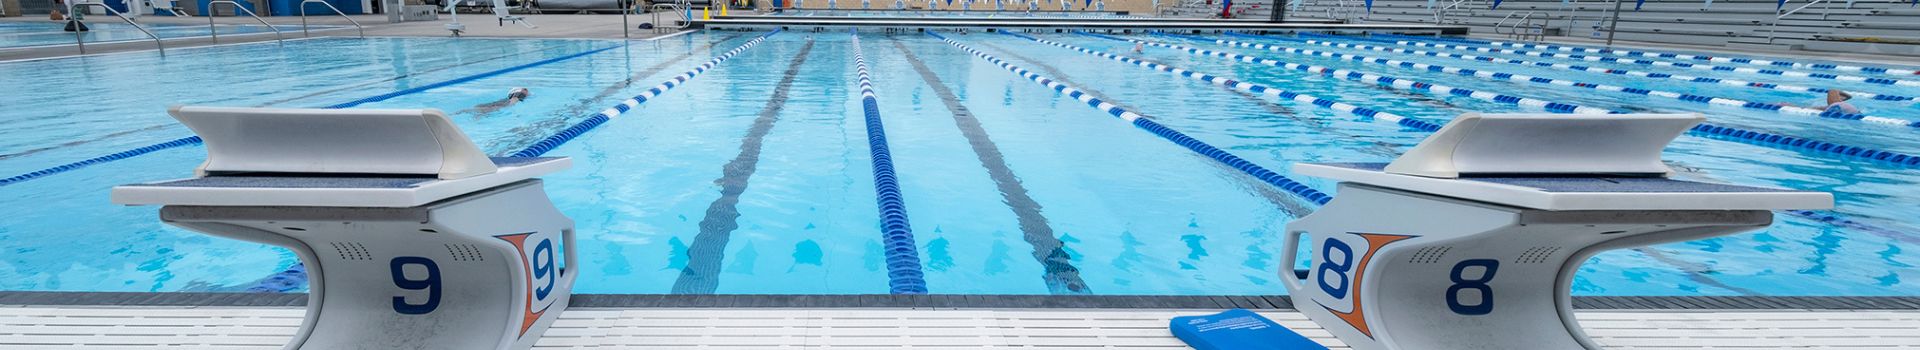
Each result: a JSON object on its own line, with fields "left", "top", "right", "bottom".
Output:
{"left": 1170, "top": 309, "right": 1327, "bottom": 350}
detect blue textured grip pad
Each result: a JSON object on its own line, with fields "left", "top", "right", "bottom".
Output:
{"left": 1170, "top": 309, "right": 1326, "bottom": 350}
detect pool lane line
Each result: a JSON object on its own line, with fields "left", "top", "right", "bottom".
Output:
{"left": 852, "top": 32, "right": 930, "bottom": 295}
{"left": 1210, "top": 34, "right": 1920, "bottom": 128}
{"left": 671, "top": 38, "right": 814, "bottom": 295}
{"left": 1282, "top": 35, "right": 1917, "bottom": 103}
{"left": 1312, "top": 33, "right": 1920, "bottom": 88}
{"left": 1372, "top": 33, "right": 1920, "bottom": 76}
{"left": 927, "top": 31, "right": 1335, "bottom": 206}
{"left": 1003, "top": 31, "right": 1444, "bottom": 132}
{"left": 509, "top": 30, "right": 781, "bottom": 157}
{"left": 892, "top": 38, "right": 1092, "bottom": 295}
{"left": 1090, "top": 32, "right": 1613, "bottom": 115}
{"left": 1098, "top": 34, "right": 1920, "bottom": 168}
{"left": 0, "top": 42, "right": 631, "bottom": 188}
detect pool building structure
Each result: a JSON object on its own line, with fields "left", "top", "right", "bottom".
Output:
{"left": 1, "top": 0, "right": 1919, "bottom": 348}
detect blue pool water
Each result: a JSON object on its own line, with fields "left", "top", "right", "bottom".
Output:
{"left": 0, "top": 22, "right": 332, "bottom": 48}
{"left": 0, "top": 31, "right": 1916, "bottom": 296}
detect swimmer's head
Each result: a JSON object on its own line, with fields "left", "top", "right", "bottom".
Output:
{"left": 509, "top": 87, "right": 530, "bottom": 99}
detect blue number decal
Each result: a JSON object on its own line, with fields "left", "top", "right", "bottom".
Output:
{"left": 531, "top": 239, "right": 556, "bottom": 300}
{"left": 1316, "top": 239, "right": 1355, "bottom": 299}
{"left": 1446, "top": 259, "right": 1499, "bottom": 315}
{"left": 390, "top": 256, "right": 441, "bottom": 315}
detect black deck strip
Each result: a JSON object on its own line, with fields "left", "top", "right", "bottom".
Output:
{"left": 5, "top": 292, "right": 1919, "bottom": 310}
{"left": 672, "top": 39, "right": 817, "bottom": 295}
{"left": 894, "top": 38, "right": 1089, "bottom": 295}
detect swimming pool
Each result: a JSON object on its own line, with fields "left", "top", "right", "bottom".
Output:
{"left": 0, "top": 22, "right": 333, "bottom": 49}
{"left": 0, "top": 30, "right": 1915, "bottom": 296}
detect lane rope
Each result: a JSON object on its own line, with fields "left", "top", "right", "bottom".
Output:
{"left": 852, "top": 31, "right": 930, "bottom": 295}
{"left": 1284, "top": 34, "right": 1914, "bottom": 103}
{"left": 510, "top": 31, "right": 781, "bottom": 157}
{"left": 929, "top": 31, "right": 1333, "bottom": 205}
{"left": 1003, "top": 31, "right": 1443, "bottom": 132}
{"left": 1098, "top": 33, "right": 1920, "bottom": 167}
{"left": 1214, "top": 34, "right": 1920, "bottom": 128}
{"left": 1316, "top": 33, "right": 1920, "bottom": 88}
{"left": 1372, "top": 33, "right": 1920, "bottom": 76}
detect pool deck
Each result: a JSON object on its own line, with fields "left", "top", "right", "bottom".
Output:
{"left": 2, "top": 293, "right": 1917, "bottom": 348}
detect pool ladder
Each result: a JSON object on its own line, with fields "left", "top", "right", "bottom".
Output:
{"left": 66, "top": 3, "right": 165, "bottom": 56}
{"left": 299, "top": 0, "right": 367, "bottom": 38}
{"left": 205, "top": 0, "right": 285, "bottom": 45}
{"left": 1495, "top": 11, "right": 1548, "bottom": 42}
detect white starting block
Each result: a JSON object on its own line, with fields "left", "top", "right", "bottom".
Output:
{"left": 112, "top": 106, "right": 575, "bottom": 350}
{"left": 1280, "top": 113, "right": 1832, "bottom": 350}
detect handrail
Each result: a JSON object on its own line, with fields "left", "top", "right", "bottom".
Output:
{"left": 206, "top": 0, "right": 285, "bottom": 45}
{"left": 68, "top": 3, "right": 166, "bottom": 56}
{"left": 1765, "top": 0, "right": 1832, "bottom": 43}
{"left": 298, "top": 0, "right": 365, "bottom": 38}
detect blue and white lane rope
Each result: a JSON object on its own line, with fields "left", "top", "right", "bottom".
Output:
{"left": 1285, "top": 35, "right": 1916, "bottom": 103}
{"left": 1325, "top": 34, "right": 1920, "bottom": 88}
{"left": 1099, "top": 34, "right": 1920, "bottom": 167}
{"left": 1373, "top": 33, "right": 1920, "bottom": 76}
{"left": 0, "top": 44, "right": 628, "bottom": 187}
{"left": 851, "top": 32, "right": 929, "bottom": 295}
{"left": 1088, "top": 33, "right": 1615, "bottom": 114}
{"left": 928, "top": 32, "right": 1334, "bottom": 205}
{"left": 1204, "top": 34, "right": 1920, "bottom": 128}
{"left": 1001, "top": 32, "right": 1444, "bottom": 132}
{"left": 510, "top": 31, "right": 780, "bottom": 157}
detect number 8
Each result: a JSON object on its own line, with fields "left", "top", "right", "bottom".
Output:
{"left": 390, "top": 257, "right": 441, "bottom": 315}
{"left": 1316, "top": 239, "right": 1354, "bottom": 299}
{"left": 1446, "top": 259, "right": 1499, "bottom": 315}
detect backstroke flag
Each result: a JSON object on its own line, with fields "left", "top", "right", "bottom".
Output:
{"left": 1492, "top": 0, "right": 1502, "bottom": 9}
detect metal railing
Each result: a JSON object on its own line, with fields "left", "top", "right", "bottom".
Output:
{"left": 1494, "top": 10, "right": 1546, "bottom": 41}
{"left": 299, "top": 0, "right": 365, "bottom": 37}
{"left": 648, "top": 2, "right": 688, "bottom": 33}
{"left": 1431, "top": 0, "right": 1476, "bottom": 24}
{"left": 206, "top": 0, "right": 285, "bottom": 45}
{"left": 68, "top": 3, "right": 166, "bottom": 55}
{"left": 1765, "top": 0, "right": 1833, "bottom": 43}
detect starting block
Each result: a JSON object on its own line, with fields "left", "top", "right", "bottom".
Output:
{"left": 113, "top": 106, "right": 575, "bottom": 350}
{"left": 1280, "top": 113, "right": 1832, "bottom": 350}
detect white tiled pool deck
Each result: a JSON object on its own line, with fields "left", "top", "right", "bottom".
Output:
{"left": 3, "top": 306, "right": 1917, "bottom": 349}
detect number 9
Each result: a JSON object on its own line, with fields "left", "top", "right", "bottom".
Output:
{"left": 532, "top": 239, "right": 556, "bottom": 300}
{"left": 390, "top": 256, "right": 441, "bottom": 315}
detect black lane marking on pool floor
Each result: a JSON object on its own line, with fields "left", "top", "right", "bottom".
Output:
{"left": 974, "top": 39, "right": 1318, "bottom": 217}
{"left": 6, "top": 291, "right": 1918, "bottom": 311}
{"left": 671, "top": 39, "right": 817, "bottom": 295}
{"left": 894, "top": 39, "right": 1090, "bottom": 295}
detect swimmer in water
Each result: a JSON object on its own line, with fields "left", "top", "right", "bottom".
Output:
{"left": 466, "top": 87, "right": 530, "bottom": 115}
{"left": 1132, "top": 42, "right": 1143, "bottom": 53}
{"left": 1779, "top": 88, "right": 1862, "bottom": 115}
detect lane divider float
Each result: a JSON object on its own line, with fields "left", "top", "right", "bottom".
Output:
{"left": 510, "top": 31, "right": 781, "bottom": 157}
{"left": 1090, "top": 32, "right": 1615, "bottom": 114}
{"left": 1208, "top": 34, "right": 1920, "bottom": 128}
{"left": 929, "top": 31, "right": 1334, "bottom": 205}
{"left": 1317, "top": 33, "right": 1920, "bottom": 88}
{"left": 1372, "top": 33, "right": 1920, "bottom": 76}
{"left": 851, "top": 31, "right": 929, "bottom": 295}
{"left": 1001, "top": 31, "right": 1444, "bottom": 132}
{"left": 1285, "top": 34, "right": 1914, "bottom": 102}
{"left": 1098, "top": 33, "right": 1920, "bottom": 167}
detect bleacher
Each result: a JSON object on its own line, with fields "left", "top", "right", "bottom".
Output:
{"left": 1286, "top": 0, "right": 1920, "bottom": 55}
